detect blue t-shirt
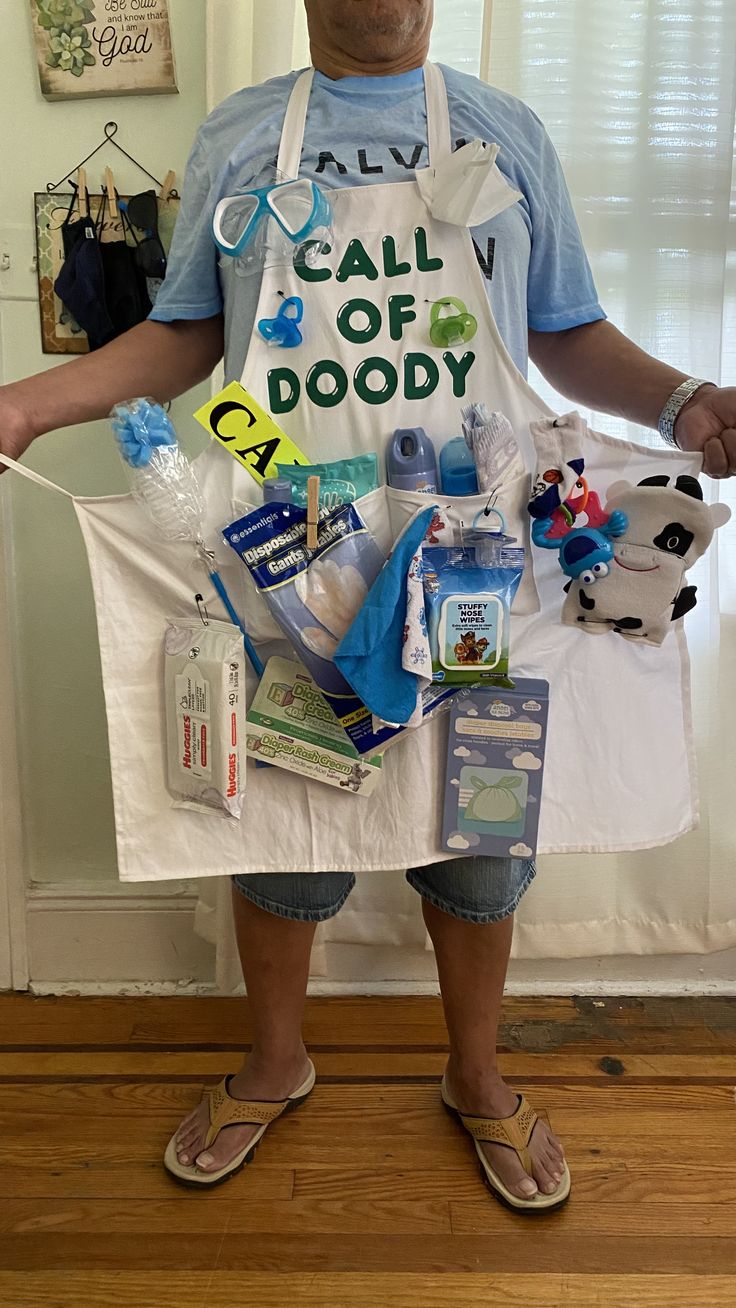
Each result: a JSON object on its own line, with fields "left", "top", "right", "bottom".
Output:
{"left": 151, "top": 64, "right": 605, "bottom": 381}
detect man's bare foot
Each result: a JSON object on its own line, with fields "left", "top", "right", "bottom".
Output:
{"left": 444, "top": 1062, "right": 566, "bottom": 1200}
{"left": 175, "top": 1049, "right": 313, "bottom": 1173}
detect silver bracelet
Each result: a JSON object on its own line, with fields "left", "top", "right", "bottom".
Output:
{"left": 658, "top": 377, "right": 713, "bottom": 448}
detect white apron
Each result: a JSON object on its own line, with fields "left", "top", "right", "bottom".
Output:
{"left": 1, "top": 65, "right": 701, "bottom": 882}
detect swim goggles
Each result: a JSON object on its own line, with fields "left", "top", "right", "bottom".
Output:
{"left": 213, "top": 179, "right": 333, "bottom": 259}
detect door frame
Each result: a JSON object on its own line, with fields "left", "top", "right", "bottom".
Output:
{"left": 0, "top": 368, "right": 29, "bottom": 989}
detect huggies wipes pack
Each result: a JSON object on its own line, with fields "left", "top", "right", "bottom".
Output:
{"left": 164, "top": 619, "right": 246, "bottom": 818}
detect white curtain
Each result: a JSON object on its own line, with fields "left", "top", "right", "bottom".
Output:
{"left": 205, "top": 0, "right": 309, "bottom": 99}
{"left": 479, "top": 0, "right": 736, "bottom": 960}
{"left": 198, "top": 0, "right": 736, "bottom": 990}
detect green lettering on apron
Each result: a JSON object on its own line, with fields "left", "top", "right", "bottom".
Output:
{"left": 336, "top": 239, "right": 380, "bottom": 283}
{"left": 336, "top": 298, "right": 383, "bottom": 344}
{"left": 404, "top": 352, "right": 440, "bottom": 400}
{"left": 443, "top": 350, "right": 476, "bottom": 397}
{"left": 388, "top": 294, "right": 417, "bottom": 342}
{"left": 382, "top": 235, "right": 411, "bottom": 278}
{"left": 354, "top": 357, "right": 399, "bottom": 406}
{"left": 306, "top": 360, "right": 350, "bottom": 408}
{"left": 414, "top": 226, "right": 444, "bottom": 272}
{"left": 267, "top": 368, "right": 300, "bottom": 415}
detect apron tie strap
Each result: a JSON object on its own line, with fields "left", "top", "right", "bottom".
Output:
{"left": 0, "top": 451, "right": 75, "bottom": 499}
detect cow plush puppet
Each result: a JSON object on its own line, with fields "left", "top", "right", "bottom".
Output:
{"left": 561, "top": 475, "right": 731, "bottom": 645}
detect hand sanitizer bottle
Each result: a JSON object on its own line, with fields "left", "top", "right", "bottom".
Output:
{"left": 386, "top": 428, "right": 438, "bottom": 493}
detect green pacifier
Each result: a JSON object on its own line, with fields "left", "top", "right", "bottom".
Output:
{"left": 429, "top": 297, "right": 478, "bottom": 348}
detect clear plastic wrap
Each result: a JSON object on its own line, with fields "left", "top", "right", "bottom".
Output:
{"left": 110, "top": 397, "right": 205, "bottom": 542}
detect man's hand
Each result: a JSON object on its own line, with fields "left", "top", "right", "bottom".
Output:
{"left": 530, "top": 321, "right": 736, "bottom": 479}
{"left": 0, "top": 397, "right": 36, "bottom": 475}
{"left": 674, "top": 385, "right": 736, "bottom": 479}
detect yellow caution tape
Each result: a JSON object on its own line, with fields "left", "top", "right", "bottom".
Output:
{"left": 193, "top": 381, "right": 309, "bottom": 486}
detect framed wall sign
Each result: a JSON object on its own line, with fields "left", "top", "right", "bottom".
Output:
{"left": 30, "top": 0, "right": 178, "bottom": 101}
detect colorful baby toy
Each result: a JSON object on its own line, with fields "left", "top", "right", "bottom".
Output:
{"left": 561, "top": 474, "right": 731, "bottom": 644}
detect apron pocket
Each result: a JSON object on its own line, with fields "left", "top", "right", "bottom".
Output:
{"left": 384, "top": 478, "right": 539, "bottom": 615}
{"left": 350, "top": 484, "right": 393, "bottom": 556}
{"left": 227, "top": 499, "right": 285, "bottom": 645}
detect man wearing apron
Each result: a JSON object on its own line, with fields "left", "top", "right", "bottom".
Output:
{"left": 2, "top": 0, "right": 736, "bottom": 1213}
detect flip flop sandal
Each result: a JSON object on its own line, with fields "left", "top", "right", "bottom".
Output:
{"left": 441, "top": 1074, "right": 571, "bottom": 1214}
{"left": 163, "top": 1060, "right": 316, "bottom": 1189}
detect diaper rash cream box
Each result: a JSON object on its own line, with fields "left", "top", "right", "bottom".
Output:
{"left": 247, "top": 656, "right": 383, "bottom": 796}
{"left": 442, "top": 679, "right": 549, "bottom": 859}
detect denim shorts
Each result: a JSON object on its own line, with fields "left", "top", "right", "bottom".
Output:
{"left": 231, "top": 856, "right": 536, "bottom": 925}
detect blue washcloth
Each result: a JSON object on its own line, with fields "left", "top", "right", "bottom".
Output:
{"left": 334, "top": 504, "right": 437, "bottom": 725}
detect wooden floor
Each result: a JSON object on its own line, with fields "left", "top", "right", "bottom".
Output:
{"left": 0, "top": 994, "right": 733, "bottom": 1307}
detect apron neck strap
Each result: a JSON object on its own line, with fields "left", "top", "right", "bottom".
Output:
{"left": 423, "top": 62, "right": 453, "bottom": 165}
{"left": 276, "top": 69, "right": 316, "bottom": 179}
{"left": 275, "top": 62, "right": 453, "bottom": 180}
{"left": 0, "top": 452, "right": 75, "bottom": 499}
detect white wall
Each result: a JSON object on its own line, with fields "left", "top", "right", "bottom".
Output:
{"left": 0, "top": 0, "right": 210, "bottom": 887}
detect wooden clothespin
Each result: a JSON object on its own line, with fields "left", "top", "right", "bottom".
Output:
{"left": 77, "top": 167, "right": 88, "bottom": 219}
{"left": 104, "top": 167, "right": 118, "bottom": 218}
{"left": 159, "top": 170, "right": 176, "bottom": 203}
{"left": 306, "top": 476, "right": 320, "bottom": 551}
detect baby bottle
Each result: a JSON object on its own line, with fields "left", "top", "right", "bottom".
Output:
{"left": 439, "top": 437, "right": 479, "bottom": 496}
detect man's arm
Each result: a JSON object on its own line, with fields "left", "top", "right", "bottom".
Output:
{"left": 0, "top": 315, "right": 224, "bottom": 470}
{"left": 529, "top": 319, "right": 736, "bottom": 478}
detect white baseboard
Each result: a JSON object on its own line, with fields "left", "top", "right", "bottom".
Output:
{"left": 26, "top": 890, "right": 214, "bottom": 987}
{"left": 21, "top": 891, "right": 736, "bottom": 996}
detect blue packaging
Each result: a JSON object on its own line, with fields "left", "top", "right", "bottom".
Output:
{"left": 224, "top": 501, "right": 456, "bottom": 755}
{"left": 423, "top": 539, "right": 525, "bottom": 684}
{"left": 442, "top": 680, "right": 549, "bottom": 859}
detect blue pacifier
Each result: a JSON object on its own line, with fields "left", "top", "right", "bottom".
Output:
{"left": 258, "top": 295, "right": 304, "bottom": 348}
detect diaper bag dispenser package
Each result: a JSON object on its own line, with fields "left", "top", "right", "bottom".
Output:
{"left": 164, "top": 619, "right": 246, "bottom": 818}
{"left": 442, "top": 680, "right": 549, "bottom": 859}
{"left": 423, "top": 533, "right": 525, "bottom": 684}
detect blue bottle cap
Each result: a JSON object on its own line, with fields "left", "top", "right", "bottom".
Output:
{"left": 441, "top": 464, "right": 480, "bottom": 496}
{"left": 439, "top": 437, "right": 479, "bottom": 496}
{"left": 263, "top": 477, "right": 293, "bottom": 503}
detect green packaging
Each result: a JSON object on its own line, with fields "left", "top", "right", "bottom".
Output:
{"left": 276, "top": 453, "right": 379, "bottom": 510}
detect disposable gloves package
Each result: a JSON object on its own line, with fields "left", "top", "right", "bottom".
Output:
{"left": 224, "top": 500, "right": 397, "bottom": 753}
